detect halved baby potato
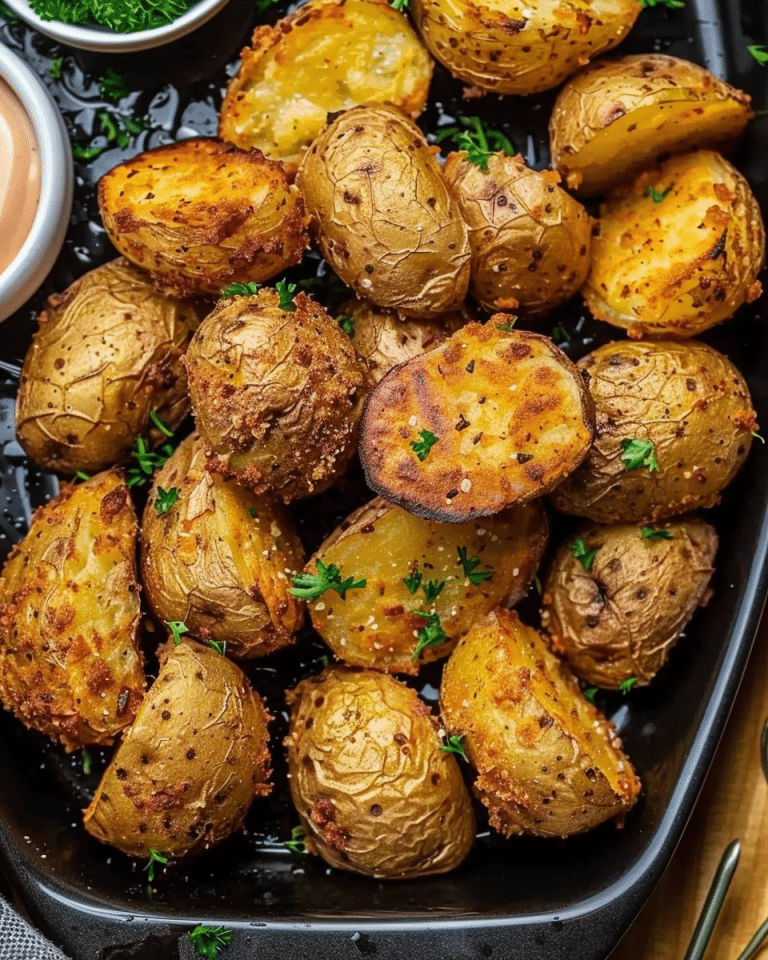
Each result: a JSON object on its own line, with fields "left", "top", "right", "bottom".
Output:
{"left": 360, "top": 323, "right": 594, "bottom": 521}
{"left": 550, "top": 54, "right": 754, "bottom": 196}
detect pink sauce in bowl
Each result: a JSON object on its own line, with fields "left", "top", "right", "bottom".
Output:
{"left": 0, "top": 77, "right": 41, "bottom": 277}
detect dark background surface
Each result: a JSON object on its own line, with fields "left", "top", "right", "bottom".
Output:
{"left": 1, "top": 0, "right": 768, "bottom": 957}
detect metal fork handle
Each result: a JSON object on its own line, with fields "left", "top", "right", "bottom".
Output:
{"left": 682, "top": 840, "right": 741, "bottom": 960}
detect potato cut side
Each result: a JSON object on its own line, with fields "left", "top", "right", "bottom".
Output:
{"left": 219, "top": 0, "right": 432, "bottom": 177}
{"left": 440, "top": 609, "right": 641, "bottom": 838}
{"left": 360, "top": 323, "right": 594, "bottom": 521}
{"left": 551, "top": 55, "right": 753, "bottom": 196}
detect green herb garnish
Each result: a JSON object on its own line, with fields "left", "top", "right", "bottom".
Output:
{"left": 434, "top": 116, "right": 514, "bottom": 171}
{"left": 440, "top": 734, "right": 468, "bottom": 762}
{"left": 422, "top": 579, "right": 445, "bottom": 603}
{"left": 410, "top": 429, "right": 438, "bottom": 462}
{"left": 144, "top": 848, "right": 168, "bottom": 883}
{"left": 74, "top": 471, "right": 91, "bottom": 482}
{"left": 337, "top": 314, "right": 354, "bottom": 336}
{"left": 49, "top": 57, "right": 64, "bottom": 79}
{"left": 495, "top": 320, "right": 516, "bottom": 332}
{"left": 188, "top": 925, "right": 233, "bottom": 960}
{"left": 150, "top": 409, "right": 173, "bottom": 437}
{"left": 402, "top": 570, "right": 423, "bottom": 595}
{"left": 645, "top": 186, "right": 669, "bottom": 203}
{"left": 620, "top": 438, "right": 659, "bottom": 472}
{"left": 552, "top": 325, "right": 571, "bottom": 344}
{"left": 753, "top": 431, "right": 765, "bottom": 443}
{"left": 583, "top": 687, "right": 598, "bottom": 704}
{"left": 319, "top": 655, "right": 330, "bottom": 669}
{"left": 167, "top": 621, "right": 189, "bottom": 645}
{"left": 208, "top": 639, "right": 226, "bottom": 656}
{"left": 221, "top": 281, "right": 260, "bottom": 298}
{"left": 276, "top": 280, "right": 298, "bottom": 312}
{"left": 641, "top": 527, "right": 673, "bottom": 541}
{"left": 99, "top": 68, "right": 131, "bottom": 102}
{"left": 533, "top": 574, "right": 542, "bottom": 595}
{"left": 749, "top": 45, "right": 768, "bottom": 65}
{"left": 571, "top": 538, "right": 598, "bottom": 572}
{"left": 248, "top": 506, "right": 258, "bottom": 518}
{"left": 255, "top": 0, "right": 279, "bottom": 10}
{"left": 412, "top": 611, "right": 448, "bottom": 661}
{"left": 127, "top": 436, "right": 174, "bottom": 487}
{"left": 620, "top": 677, "right": 639, "bottom": 694}
{"left": 289, "top": 559, "right": 366, "bottom": 602}
{"left": 29, "top": 0, "right": 196, "bottom": 34}
{"left": 72, "top": 144, "right": 105, "bottom": 163}
{"left": 641, "top": 0, "right": 684, "bottom": 7}
{"left": 155, "top": 487, "right": 179, "bottom": 515}
{"left": 82, "top": 748, "right": 93, "bottom": 775}
{"left": 285, "top": 825, "right": 306, "bottom": 855}
{"left": 390, "top": 0, "right": 409, "bottom": 10}
{"left": 457, "top": 545, "right": 493, "bottom": 585}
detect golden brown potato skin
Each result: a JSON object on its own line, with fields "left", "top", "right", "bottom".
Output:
{"left": 345, "top": 299, "right": 466, "bottom": 384}
{"left": 185, "top": 289, "right": 370, "bottom": 501}
{"left": 541, "top": 519, "right": 718, "bottom": 688}
{"left": 305, "top": 495, "right": 548, "bottom": 674}
{"left": 296, "top": 105, "right": 471, "bottom": 318}
{"left": 583, "top": 151, "right": 765, "bottom": 338}
{"left": 16, "top": 260, "right": 204, "bottom": 476}
{"left": 440, "top": 609, "right": 641, "bottom": 838}
{"left": 551, "top": 54, "right": 754, "bottom": 196}
{"left": 219, "top": 0, "right": 432, "bottom": 177}
{"left": 361, "top": 323, "right": 594, "bottom": 521}
{"left": 443, "top": 153, "right": 592, "bottom": 314}
{"left": 141, "top": 434, "right": 305, "bottom": 659}
{"left": 0, "top": 471, "right": 145, "bottom": 751}
{"left": 549, "top": 340, "right": 757, "bottom": 523}
{"left": 412, "top": 0, "right": 640, "bottom": 96}
{"left": 285, "top": 667, "right": 475, "bottom": 878}
{"left": 99, "top": 138, "right": 309, "bottom": 298}
{"left": 84, "top": 640, "right": 271, "bottom": 860}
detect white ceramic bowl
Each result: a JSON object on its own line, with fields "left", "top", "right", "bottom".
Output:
{"left": 0, "top": 46, "right": 73, "bottom": 324}
{"left": 3, "top": 0, "right": 233, "bottom": 52}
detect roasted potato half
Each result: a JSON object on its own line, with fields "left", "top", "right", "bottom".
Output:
{"left": 412, "top": 0, "right": 640, "bottom": 96}
{"left": 302, "top": 495, "right": 548, "bottom": 674}
{"left": 16, "top": 259, "right": 204, "bottom": 476}
{"left": 0, "top": 471, "right": 145, "bottom": 751}
{"left": 141, "top": 434, "right": 305, "bottom": 659}
{"left": 84, "top": 640, "right": 271, "bottom": 860}
{"left": 551, "top": 55, "right": 754, "bottom": 196}
{"left": 443, "top": 153, "right": 592, "bottom": 314}
{"left": 542, "top": 519, "right": 718, "bottom": 689}
{"left": 219, "top": 0, "right": 432, "bottom": 177}
{"left": 99, "top": 138, "right": 309, "bottom": 298}
{"left": 285, "top": 667, "right": 475, "bottom": 878}
{"left": 361, "top": 323, "right": 594, "bottom": 522}
{"left": 185, "top": 288, "right": 370, "bottom": 501}
{"left": 550, "top": 339, "right": 757, "bottom": 523}
{"left": 345, "top": 299, "right": 466, "bottom": 384}
{"left": 296, "top": 104, "right": 471, "bottom": 318}
{"left": 440, "top": 609, "right": 641, "bottom": 837}
{"left": 583, "top": 151, "right": 764, "bottom": 339}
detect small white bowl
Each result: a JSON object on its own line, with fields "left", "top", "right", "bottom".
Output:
{"left": 3, "top": 0, "right": 233, "bottom": 52}
{"left": 0, "top": 46, "right": 73, "bottom": 323}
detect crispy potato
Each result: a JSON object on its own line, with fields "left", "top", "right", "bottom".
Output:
{"left": 0, "top": 471, "right": 144, "bottom": 751}
{"left": 582, "top": 151, "right": 765, "bottom": 339}
{"left": 285, "top": 667, "right": 475, "bottom": 878}
{"left": 360, "top": 323, "right": 594, "bottom": 522}
{"left": 549, "top": 339, "right": 757, "bottom": 523}
{"left": 185, "top": 288, "right": 370, "bottom": 501}
{"left": 303, "top": 495, "right": 548, "bottom": 674}
{"left": 440, "top": 609, "right": 641, "bottom": 837}
{"left": 219, "top": 0, "right": 432, "bottom": 178}
{"left": 141, "top": 434, "right": 305, "bottom": 659}
{"left": 296, "top": 104, "right": 471, "bottom": 319}
{"left": 84, "top": 639, "right": 271, "bottom": 860}
{"left": 412, "top": 0, "right": 640, "bottom": 96}
{"left": 16, "top": 259, "right": 204, "bottom": 476}
{"left": 99, "top": 138, "right": 309, "bottom": 298}
{"left": 443, "top": 153, "right": 592, "bottom": 314}
{"left": 541, "top": 518, "right": 718, "bottom": 689}
{"left": 345, "top": 299, "right": 466, "bottom": 384}
{"left": 551, "top": 55, "right": 754, "bottom": 196}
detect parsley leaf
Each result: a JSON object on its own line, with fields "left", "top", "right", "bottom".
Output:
{"left": 337, "top": 314, "right": 354, "bottom": 336}
{"left": 422, "top": 579, "right": 445, "bottom": 603}
{"left": 276, "top": 280, "right": 298, "bottom": 312}
{"left": 144, "top": 848, "right": 168, "bottom": 883}
{"left": 620, "top": 676, "right": 639, "bottom": 694}
{"left": 155, "top": 487, "right": 179, "bottom": 516}
{"left": 72, "top": 144, "right": 105, "bottom": 163}
{"left": 434, "top": 116, "right": 515, "bottom": 171}
{"left": 411, "top": 611, "right": 448, "bottom": 661}
{"left": 49, "top": 57, "right": 64, "bottom": 79}
{"left": 221, "top": 281, "right": 260, "bottom": 298}
{"left": 641, "top": 527, "right": 673, "bottom": 541}
{"left": 641, "top": 0, "right": 685, "bottom": 7}
{"left": 410, "top": 429, "right": 438, "bottom": 462}
{"left": 620, "top": 438, "right": 659, "bottom": 472}
{"left": 645, "top": 186, "right": 669, "bottom": 203}
{"left": 457, "top": 545, "right": 493, "bottom": 585}
{"left": 552, "top": 324, "right": 571, "bottom": 344}
{"left": 402, "top": 570, "right": 423, "bottom": 594}
{"left": 150, "top": 409, "right": 174, "bottom": 437}
{"left": 571, "top": 538, "right": 598, "bottom": 572}
{"left": 495, "top": 320, "right": 516, "bottom": 332}
{"left": 166, "top": 621, "right": 189, "bottom": 645}
{"left": 188, "top": 925, "right": 233, "bottom": 960}
{"left": 99, "top": 68, "right": 131, "bottom": 102}
{"left": 285, "top": 825, "right": 306, "bottom": 855}
{"left": 82, "top": 748, "right": 93, "bottom": 775}
{"left": 29, "top": 0, "right": 196, "bottom": 32}
{"left": 208, "top": 639, "right": 226, "bottom": 656}
{"left": 440, "top": 734, "right": 468, "bottom": 762}
{"left": 289, "top": 559, "right": 366, "bottom": 602}
{"left": 749, "top": 44, "right": 768, "bottom": 65}
{"left": 753, "top": 431, "right": 765, "bottom": 443}
{"left": 74, "top": 471, "right": 91, "bottom": 482}
{"left": 583, "top": 687, "right": 598, "bottom": 704}
{"left": 390, "top": 0, "right": 409, "bottom": 10}
{"left": 126, "top": 422, "right": 174, "bottom": 487}
{"left": 255, "top": 0, "right": 279, "bottom": 10}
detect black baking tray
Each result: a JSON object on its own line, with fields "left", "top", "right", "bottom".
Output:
{"left": 2, "top": 0, "right": 768, "bottom": 957}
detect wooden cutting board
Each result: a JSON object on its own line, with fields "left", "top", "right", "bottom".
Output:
{"left": 608, "top": 614, "right": 768, "bottom": 960}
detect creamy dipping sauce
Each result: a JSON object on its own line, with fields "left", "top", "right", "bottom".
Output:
{"left": 0, "top": 77, "right": 41, "bottom": 275}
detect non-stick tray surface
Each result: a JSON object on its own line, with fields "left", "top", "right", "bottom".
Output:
{"left": 1, "top": 0, "right": 768, "bottom": 957}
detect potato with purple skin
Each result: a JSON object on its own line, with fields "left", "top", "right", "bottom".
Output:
{"left": 285, "top": 667, "right": 475, "bottom": 878}
{"left": 541, "top": 518, "right": 718, "bottom": 689}
{"left": 84, "top": 640, "right": 272, "bottom": 860}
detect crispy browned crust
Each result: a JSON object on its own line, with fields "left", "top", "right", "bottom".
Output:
{"left": 99, "top": 138, "right": 309, "bottom": 298}
{"left": 360, "top": 322, "right": 595, "bottom": 522}
{"left": 285, "top": 667, "right": 475, "bottom": 877}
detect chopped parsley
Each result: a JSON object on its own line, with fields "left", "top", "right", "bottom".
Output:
{"left": 422, "top": 579, "right": 445, "bottom": 603}
{"left": 72, "top": 144, "right": 105, "bottom": 163}
{"left": 319, "top": 654, "right": 330, "bottom": 669}
{"left": 402, "top": 570, "right": 423, "bottom": 595}
{"left": 49, "top": 57, "right": 64, "bottom": 79}
{"left": 583, "top": 687, "right": 598, "bottom": 704}
{"left": 571, "top": 538, "right": 598, "bottom": 572}
{"left": 255, "top": 0, "right": 279, "bottom": 10}
{"left": 74, "top": 471, "right": 91, "bottom": 482}
{"left": 167, "top": 621, "right": 189, "bottom": 645}
{"left": 155, "top": 486, "right": 180, "bottom": 516}
{"left": 289, "top": 559, "right": 366, "bottom": 602}
{"left": 457, "top": 545, "right": 493, "bottom": 585}
{"left": 144, "top": 848, "right": 168, "bottom": 883}
{"left": 208, "top": 639, "right": 226, "bottom": 656}
{"left": 411, "top": 611, "right": 448, "bottom": 661}
{"left": 495, "top": 320, "right": 516, "bottom": 332}
{"left": 641, "top": 527, "right": 673, "bottom": 541}
{"left": 410, "top": 429, "right": 438, "bottom": 462}
{"left": 645, "top": 186, "right": 670, "bottom": 203}
{"left": 285, "top": 825, "right": 306, "bottom": 855}
{"left": 440, "top": 734, "right": 468, "bottom": 762}
{"left": 188, "top": 925, "right": 233, "bottom": 960}
{"left": 28, "top": 0, "right": 196, "bottom": 33}
{"left": 434, "top": 116, "right": 515, "bottom": 171}
{"left": 749, "top": 45, "right": 768, "bottom": 65}
{"left": 82, "top": 748, "right": 93, "bottom": 775}
{"left": 221, "top": 281, "right": 260, "bottom": 298}
{"left": 150, "top": 409, "right": 174, "bottom": 437}
{"left": 533, "top": 574, "right": 542, "bottom": 595}
{"left": 276, "top": 280, "right": 298, "bottom": 312}
{"left": 248, "top": 505, "right": 258, "bottom": 518}
{"left": 620, "top": 438, "right": 659, "bottom": 472}
{"left": 752, "top": 431, "right": 765, "bottom": 443}
{"left": 390, "top": 0, "right": 409, "bottom": 10}
{"left": 619, "top": 676, "right": 639, "bottom": 694}
{"left": 552, "top": 324, "right": 571, "bottom": 344}
{"left": 641, "top": 0, "right": 684, "bottom": 7}
{"left": 127, "top": 423, "right": 174, "bottom": 487}
{"left": 99, "top": 68, "right": 131, "bottom": 103}
{"left": 337, "top": 314, "right": 354, "bottom": 336}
